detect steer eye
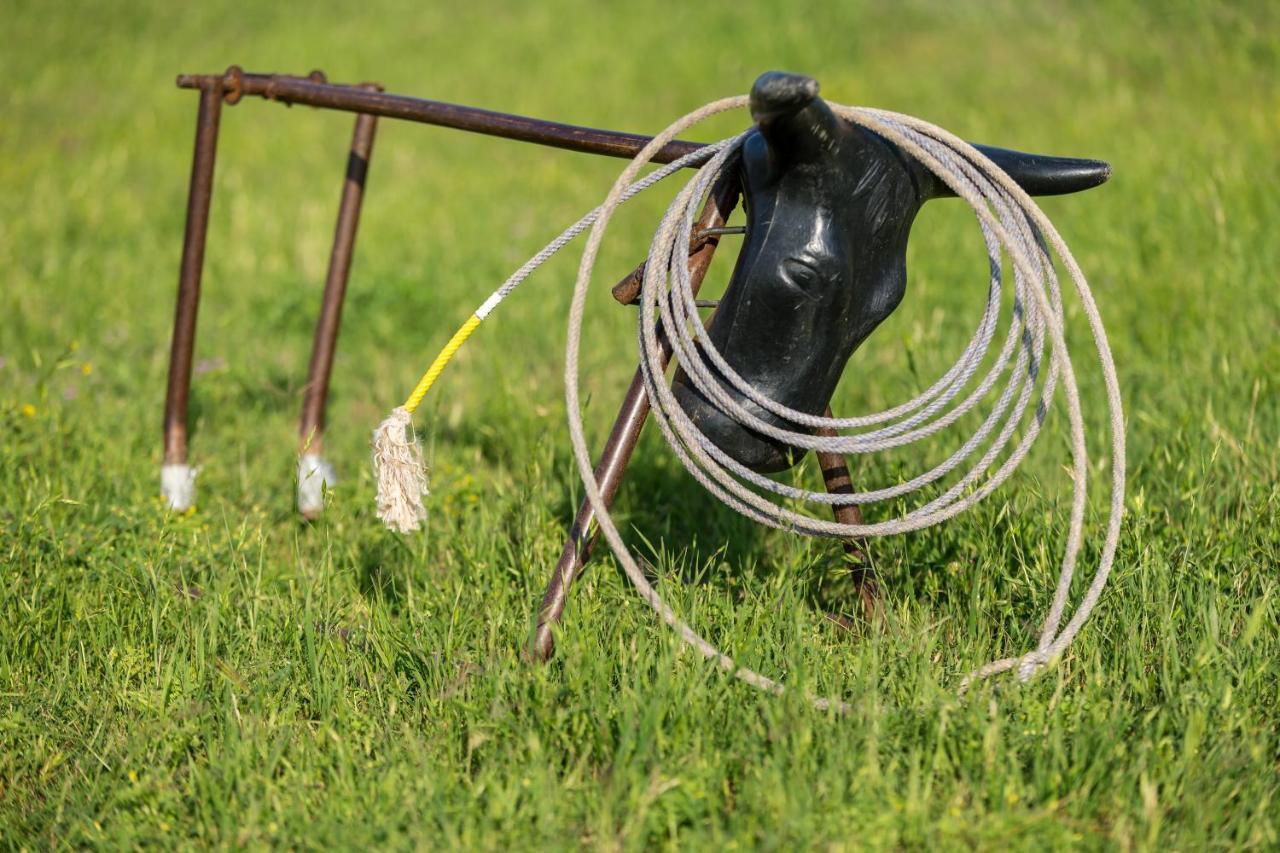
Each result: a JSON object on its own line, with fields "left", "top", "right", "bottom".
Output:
{"left": 781, "top": 257, "right": 821, "bottom": 292}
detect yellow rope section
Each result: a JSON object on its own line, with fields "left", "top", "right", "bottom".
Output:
{"left": 402, "top": 313, "right": 482, "bottom": 414}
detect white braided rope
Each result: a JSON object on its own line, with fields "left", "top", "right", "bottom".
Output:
{"left": 474, "top": 141, "right": 733, "bottom": 319}
{"left": 558, "top": 96, "right": 1125, "bottom": 711}
{"left": 426, "top": 94, "right": 1124, "bottom": 711}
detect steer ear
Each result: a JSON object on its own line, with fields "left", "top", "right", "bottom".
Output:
{"left": 922, "top": 143, "right": 1111, "bottom": 198}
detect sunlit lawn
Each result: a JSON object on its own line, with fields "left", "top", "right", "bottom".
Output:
{"left": 2, "top": 1, "right": 1277, "bottom": 847}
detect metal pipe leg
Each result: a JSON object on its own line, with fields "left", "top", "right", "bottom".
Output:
{"left": 529, "top": 175, "right": 741, "bottom": 662}
{"left": 816, "top": 413, "right": 880, "bottom": 622}
{"left": 297, "top": 104, "right": 380, "bottom": 518}
{"left": 529, "top": 367, "right": 654, "bottom": 662}
{"left": 161, "top": 84, "right": 223, "bottom": 511}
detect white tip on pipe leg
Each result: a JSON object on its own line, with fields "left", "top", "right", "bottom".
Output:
{"left": 297, "top": 454, "right": 337, "bottom": 517}
{"left": 161, "top": 463, "right": 198, "bottom": 512}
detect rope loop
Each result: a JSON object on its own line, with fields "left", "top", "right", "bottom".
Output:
{"left": 564, "top": 97, "right": 1124, "bottom": 710}
{"left": 375, "top": 93, "right": 1125, "bottom": 711}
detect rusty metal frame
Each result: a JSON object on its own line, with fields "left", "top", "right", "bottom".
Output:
{"left": 163, "top": 66, "right": 874, "bottom": 661}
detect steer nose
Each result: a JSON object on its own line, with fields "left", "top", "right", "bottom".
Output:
{"left": 671, "top": 379, "right": 806, "bottom": 474}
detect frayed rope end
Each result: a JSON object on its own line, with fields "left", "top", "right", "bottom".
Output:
{"left": 371, "top": 406, "right": 428, "bottom": 533}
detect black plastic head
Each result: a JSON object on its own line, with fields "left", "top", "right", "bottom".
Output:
{"left": 672, "top": 71, "right": 1110, "bottom": 473}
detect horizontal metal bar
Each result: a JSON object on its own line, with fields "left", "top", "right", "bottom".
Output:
{"left": 696, "top": 225, "right": 746, "bottom": 240}
{"left": 624, "top": 299, "right": 719, "bottom": 309}
{"left": 177, "top": 68, "right": 711, "bottom": 165}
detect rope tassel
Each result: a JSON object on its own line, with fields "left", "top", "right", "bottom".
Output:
{"left": 371, "top": 406, "right": 428, "bottom": 533}
{"left": 371, "top": 313, "right": 484, "bottom": 533}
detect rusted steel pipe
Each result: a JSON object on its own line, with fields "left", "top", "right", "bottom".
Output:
{"left": 177, "top": 68, "right": 707, "bottom": 165}
{"left": 815, "top": 413, "right": 879, "bottom": 620}
{"left": 529, "top": 173, "right": 741, "bottom": 663}
{"left": 162, "top": 84, "right": 223, "bottom": 503}
{"left": 297, "top": 104, "right": 380, "bottom": 518}
{"left": 611, "top": 233, "right": 725, "bottom": 307}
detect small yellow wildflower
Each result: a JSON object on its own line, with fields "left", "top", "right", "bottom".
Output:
{"left": 82, "top": 362, "right": 93, "bottom": 376}
{"left": 128, "top": 770, "right": 138, "bottom": 783}
{"left": 20, "top": 404, "right": 35, "bottom": 417}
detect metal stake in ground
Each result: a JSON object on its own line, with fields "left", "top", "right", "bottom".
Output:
{"left": 529, "top": 172, "right": 741, "bottom": 662}
{"left": 161, "top": 82, "right": 223, "bottom": 512}
{"left": 298, "top": 97, "right": 381, "bottom": 519}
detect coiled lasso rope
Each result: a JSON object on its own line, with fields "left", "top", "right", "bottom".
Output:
{"left": 373, "top": 94, "right": 1125, "bottom": 711}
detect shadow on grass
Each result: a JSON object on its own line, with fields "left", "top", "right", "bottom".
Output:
{"left": 378, "top": 400, "right": 981, "bottom": 634}
{"left": 355, "top": 533, "right": 412, "bottom": 607}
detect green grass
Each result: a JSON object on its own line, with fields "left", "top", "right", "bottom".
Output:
{"left": 2, "top": 0, "right": 1278, "bottom": 847}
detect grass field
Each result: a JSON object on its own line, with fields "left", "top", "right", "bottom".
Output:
{"left": 3, "top": 1, "right": 1279, "bottom": 848}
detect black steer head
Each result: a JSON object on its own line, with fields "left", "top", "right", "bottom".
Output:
{"left": 672, "top": 71, "right": 1111, "bottom": 473}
